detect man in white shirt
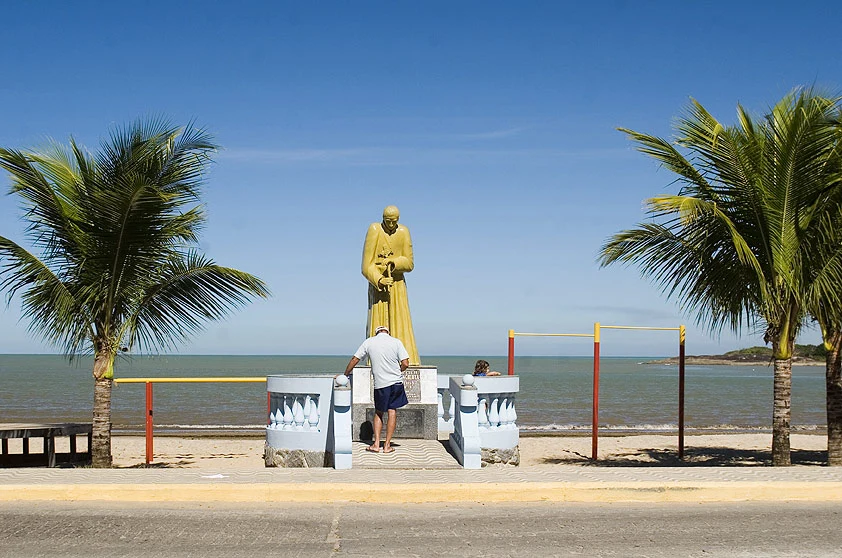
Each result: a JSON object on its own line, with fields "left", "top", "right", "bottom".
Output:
{"left": 342, "top": 325, "right": 409, "bottom": 453}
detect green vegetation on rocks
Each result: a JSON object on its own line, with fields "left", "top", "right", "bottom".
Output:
{"left": 725, "top": 345, "right": 827, "bottom": 360}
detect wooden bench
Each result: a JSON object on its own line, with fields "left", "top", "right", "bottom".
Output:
{"left": 0, "top": 423, "right": 92, "bottom": 467}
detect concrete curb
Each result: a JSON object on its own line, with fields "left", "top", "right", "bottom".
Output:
{"left": 5, "top": 482, "right": 842, "bottom": 503}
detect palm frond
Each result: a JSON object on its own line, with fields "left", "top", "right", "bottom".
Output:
{"left": 617, "top": 128, "right": 715, "bottom": 197}
{"left": 0, "top": 236, "right": 93, "bottom": 352}
{"left": 126, "top": 251, "right": 269, "bottom": 352}
{"left": 0, "top": 117, "right": 264, "bottom": 359}
{"left": 603, "top": 90, "right": 842, "bottom": 346}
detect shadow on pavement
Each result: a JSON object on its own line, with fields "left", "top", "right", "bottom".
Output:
{"left": 540, "top": 447, "right": 827, "bottom": 467}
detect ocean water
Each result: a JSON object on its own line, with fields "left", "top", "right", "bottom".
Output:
{"left": 0, "top": 354, "right": 828, "bottom": 434}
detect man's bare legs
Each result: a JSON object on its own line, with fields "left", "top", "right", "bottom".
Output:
{"left": 369, "top": 411, "right": 384, "bottom": 452}
{"left": 369, "top": 409, "right": 398, "bottom": 453}
{"left": 384, "top": 409, "right": 397, "bottom": 453}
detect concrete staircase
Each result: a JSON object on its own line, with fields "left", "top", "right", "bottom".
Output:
{"left": 352, "top": 439, "right": 460, "bottom": 469}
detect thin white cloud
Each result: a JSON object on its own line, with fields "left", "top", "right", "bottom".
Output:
{"left": 450, "top": 127, "right": 529, "bottom": 140}
{"left": 219, "top": 147, "right": 376, "bottom": 163}
{"left": 218, "top": 145, "right": 632, "bottom": 166}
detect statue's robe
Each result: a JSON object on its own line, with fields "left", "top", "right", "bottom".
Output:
{"left": 361, "top": 222, "right": 419, "bottom": 365}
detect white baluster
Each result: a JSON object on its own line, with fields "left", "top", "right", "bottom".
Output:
{"left": 448, "top": 395, "right": 456, "bottom": 423}
{"left": 293, "top": 397, "right": 305, "bottom": 429}
{"left": 437, "top": 391, "right": 444, "bottom": 423}
{"left": 509, "top": 394, "right": 517, "bottom": 430}
{"left": 478, "top": 397, "right": 490, "bottom": 431}
{"left": 308, "top": 395, "right": 320, "bottom": 429}
{"left": 499, "top": 397, "right": 508, "bottom": 429}
{"left": 302, "top": 396, "right": 312, "bottom": 431}
{"left": 488, "top": 397, "right": 500, "bottom": 429}
{"left": 282, "top": 396, "right": 294, "bottom": 430}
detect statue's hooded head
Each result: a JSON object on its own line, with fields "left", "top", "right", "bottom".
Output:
{"left": 382, "top": 205, "right": 400, "bottom": 234}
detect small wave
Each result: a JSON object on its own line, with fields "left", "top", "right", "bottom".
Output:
{"left": 793, "top": 424, "right": 821, "bottom": 431}
{"left": 521, "top": 424, "right": 593, "bottom": 432}
{"left": 521, "top": 423, "right": 680, "bottom": 432}
{"left": 519, "top": 423, "right": 813, "bottom": 433}
{"left": 118, "top": 422, "right": 824, "bottom": 434}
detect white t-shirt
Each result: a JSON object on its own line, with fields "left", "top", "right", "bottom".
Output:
{"left": 353, "top": 332, "right": 410, "bottom": 389}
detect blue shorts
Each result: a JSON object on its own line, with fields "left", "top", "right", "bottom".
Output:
{"left": 373, "top": 383, "right": 409, "bottom": 412}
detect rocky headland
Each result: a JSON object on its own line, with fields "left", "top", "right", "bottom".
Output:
{"left": 647, "top": 345, "right": 825, "bottom": 366}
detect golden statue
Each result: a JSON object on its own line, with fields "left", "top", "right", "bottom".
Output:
{"left": 362, "top": 205, "right": 419, "bottom": 365}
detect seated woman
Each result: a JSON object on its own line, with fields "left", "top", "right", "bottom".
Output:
{"left": 473, "top": 359, "right": 501, "bottom": 376}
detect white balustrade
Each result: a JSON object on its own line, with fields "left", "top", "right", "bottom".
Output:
{"left": 266, "top": 375, "right": 352, "bottom": 469}
{"left": 268, "top": 393, "right": 326, "bottom": 433}
{"left": 448, "top": 375, "right": 520, "bottom": 468}
{"left": 266, "top": 376, "right": 335, "bottom": 458}
{"left": 267, "top": 373, "right": 517, "bottom": 469}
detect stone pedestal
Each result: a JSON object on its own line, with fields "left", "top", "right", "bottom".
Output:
{"left": 481, "top": 446, "right": 520, "bottom": 466}
{"left": 264, "top": 445, "right": 333, "bottom": 468}
{"left": 351, "top": 365, "right": 438, "bottom": 441}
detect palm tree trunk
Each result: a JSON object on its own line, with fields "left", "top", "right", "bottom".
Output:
{"left": 772, "top": 357, "right": 792, "bottom": 466}
{"left": 91, "top": 352, "right": 114, "bottom": 467}
{"left": 826, "top": 332, "right": 842, "bottom": 466}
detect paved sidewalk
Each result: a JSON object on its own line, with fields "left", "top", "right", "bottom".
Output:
{"left": 3, "top": 465, "right": 842, "bottom": 503}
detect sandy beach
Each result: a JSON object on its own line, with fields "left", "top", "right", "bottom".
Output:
{"left": 79, "top": 433, "right": 829, "bottom": 469}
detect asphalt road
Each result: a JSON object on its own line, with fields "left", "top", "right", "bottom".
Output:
{"left": 1, "top": 501, "right": 840, "bottom": 557}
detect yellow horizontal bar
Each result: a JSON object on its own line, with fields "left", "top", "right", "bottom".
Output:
{"left": 114, "top": 377, "right": 267, "bottom": 384}
{"left": 513, "top": 332, "right": 594, "bottom": 338}
{"left": 601, "top": 325, "right": 681, "bottom": 331}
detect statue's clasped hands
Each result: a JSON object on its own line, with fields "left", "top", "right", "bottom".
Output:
{"left": 378, "top": 259, "right": 396, "bottom": 289}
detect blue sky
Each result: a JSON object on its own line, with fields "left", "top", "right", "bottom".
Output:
{"left": 1, "top": 1, "right": 841, "bottom": 357}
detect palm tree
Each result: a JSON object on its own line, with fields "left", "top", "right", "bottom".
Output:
{"left": 806, "top": 176, "right": 842, "bottom": 465}
{"left": 598, "top": 90, "right": 842, "bottom": 466}
{"left": 812, "top": 312, "right": 842, "bottom": 464}
{"left": 0, "top": 119, "right": 269, "bottom": 467}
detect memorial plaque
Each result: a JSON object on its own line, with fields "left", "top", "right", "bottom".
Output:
{"left": 402, "top": 368, "right": 421, "bottom": 402}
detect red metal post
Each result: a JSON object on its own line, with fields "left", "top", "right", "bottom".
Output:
{"left": 145, "top": 381, "right": 153, "bottom": 465}
{"left": 507, "top": 330, "right": 515, "bottom": 376}
{"left": 678, "top": 325, "right": 686, "bottom": 460}
{"left": 592, "top": 322, "right": 600, "bottom": 461}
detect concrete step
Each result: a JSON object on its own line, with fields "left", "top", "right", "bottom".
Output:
{"left": 353, "top": 439, "right": 461, "bottom": 469}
